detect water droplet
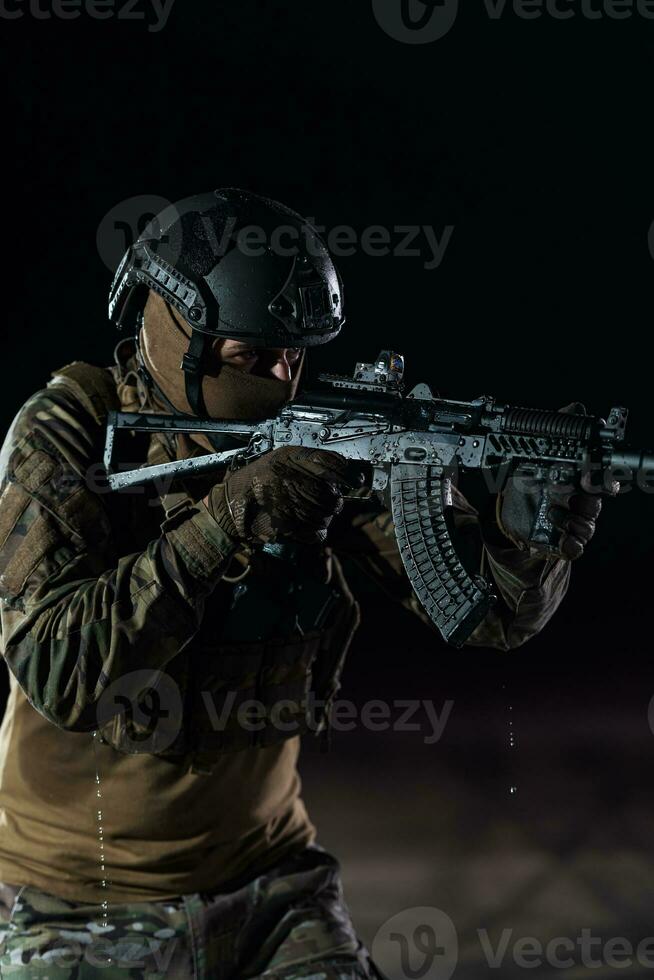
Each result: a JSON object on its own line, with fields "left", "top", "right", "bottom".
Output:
{"left": 504, "top": 686, "right": 518, "bottom": 797}
{"left": 92, "top": 732, "right": 112, "bottom": 939}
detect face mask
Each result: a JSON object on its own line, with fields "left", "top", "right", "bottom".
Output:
{"left": 139, "top": 291, "right": 304, "bottom": 421}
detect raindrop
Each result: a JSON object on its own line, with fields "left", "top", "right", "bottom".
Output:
{"left": 92, "top": 731, "right": 113, "bottom": 955}
{"left": 503, "top": 682, "right": 518, "bottom": 797}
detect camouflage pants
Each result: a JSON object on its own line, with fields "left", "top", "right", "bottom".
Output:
{"left": 0, "top": 846, "right": 380, "bottom": 979}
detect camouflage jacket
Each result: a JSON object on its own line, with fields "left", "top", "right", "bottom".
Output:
{"left": 0, "top": 358, "right": 571, "bottom": 770}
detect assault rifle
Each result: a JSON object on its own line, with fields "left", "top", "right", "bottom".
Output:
{"left": 104, "top": 352, "right": 653, "bottom": 647}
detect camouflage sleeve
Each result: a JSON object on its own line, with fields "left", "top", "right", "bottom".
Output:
{"left": 0, "top": 380, "right": 237, "bottom": 731}
{"left": 332, "top": 485, "right": 570, "bottom": 651}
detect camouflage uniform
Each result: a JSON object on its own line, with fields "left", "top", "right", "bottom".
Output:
{"left": 0, "top": 845, "right": 375, "bottom": 978}
{"left": 0, "top": 349, "right": 571, "bottom": 978}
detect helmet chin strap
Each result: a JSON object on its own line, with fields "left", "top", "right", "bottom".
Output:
{"left": 137, "top": 308, "right": 304, "bottom": 457}
{"left": 180, "top": 329, "right": 253, "bottom": 452}
{"left": 136, "top": 325, "right": 252, "bottom": 454}
{"left": 181, "top": 328, "right": 212, "bottom": 418}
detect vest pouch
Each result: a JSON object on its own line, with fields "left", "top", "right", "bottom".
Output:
{"left": 308, "top": 591, "right": 361, "bottom": 734}
{"left": 189, "top": 643, "right": 269, "bottom": 754}
{"left": 188, "top": 632, "right": 321, "bottom": 754}
{"left": 97, "top": 556, "right": 362, "bottom": 766}
{"left": 256, "top": 631, "right": 324, "bottom": 748}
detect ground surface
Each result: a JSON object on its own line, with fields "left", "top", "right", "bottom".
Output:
{"left": 300, "top": 695, "right": 654, "bottom": 980}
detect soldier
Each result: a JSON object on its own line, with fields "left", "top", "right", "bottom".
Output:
{"left": 0, "top": 190, "right": 601, "bottom": 978}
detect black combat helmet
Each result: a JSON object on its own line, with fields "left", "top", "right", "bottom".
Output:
{"left": 108, "top": 188, "right": 345, "bottom": 415}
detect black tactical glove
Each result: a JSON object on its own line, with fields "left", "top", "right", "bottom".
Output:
{"left": 497, "top": 403, "right": 615, "bottom": 561}
{"left": 206, "top": 446, "right": 364, "bottom": 546}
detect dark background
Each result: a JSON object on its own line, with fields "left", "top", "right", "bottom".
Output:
{"left": 3, "top": 2, "right": 654, "bottom": 973}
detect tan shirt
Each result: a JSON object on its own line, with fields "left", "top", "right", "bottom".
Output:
{"left": 0, "top": 674, "right": 313, "bottom": 903}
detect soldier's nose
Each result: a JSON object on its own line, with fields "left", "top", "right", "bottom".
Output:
{"left": 271, "top": 358, "right": 292, "bottom": 382}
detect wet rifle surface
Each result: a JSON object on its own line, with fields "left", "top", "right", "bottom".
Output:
{"left": 104, "top": 352, "right": 654, "bottom": 647}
